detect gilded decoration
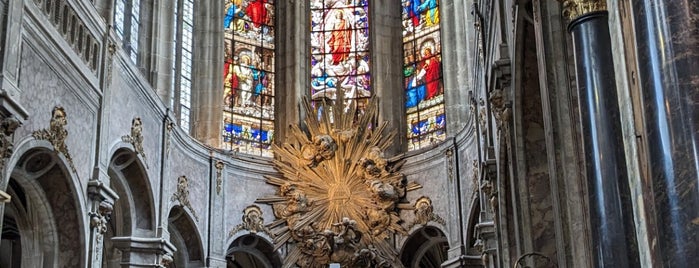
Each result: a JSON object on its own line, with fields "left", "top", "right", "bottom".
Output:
{"left": 171, "top": 175, "right": 199, "bottom": 222}
{"left": 32, "top": 106, "right": 77, "bottom": 173}
{"left": 122, "top": 117, "right": 147, "bottom": 168}
{"left": 557, "top": 0, "right": 607, "bottom": 21}
{"left": 0, "top": 116, "right": 21, "bottom": 171}
{"left": 229, "top": 205, "right": 273, "bottom": 237}
{"left": 256, "top": 97, "right": 422, "bottom": 267}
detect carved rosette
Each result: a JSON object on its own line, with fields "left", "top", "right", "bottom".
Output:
{"left": 122, "top": 117, "right": 147, "bottom": 168}
{"left": 558, "top": 0, "right": 607, "bottom": 21}
{"left": 171, "top": 175, "right": 199, "bottom": 222}
{"left": 256, "top": 97, "right": 421, "bottom": 267}
{"left": 32, "top": 106, "right": 77, "bottom": 173}
{"left": 229, "top": 205, "right": 273, "bottom": 237}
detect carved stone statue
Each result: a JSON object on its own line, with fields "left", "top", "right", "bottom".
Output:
{"left": 0, "top": 116, "right": 21, "bottom": 169}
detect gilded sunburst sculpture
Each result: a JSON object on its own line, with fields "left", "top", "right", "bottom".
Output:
{"left": 256, "top": 97, "right": 421, "bottom": 267}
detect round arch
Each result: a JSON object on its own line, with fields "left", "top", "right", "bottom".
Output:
{"left": 167, "top": 205, "right": 205, "bottom": 267}
{"left": 226, "top": 234, "right": 282, "bottom": 268}
{"left": 1, "top": 139, "right": 87, "bottom": 267}
{"left": 399, "top": 226, "right": 449, "bottom": 268}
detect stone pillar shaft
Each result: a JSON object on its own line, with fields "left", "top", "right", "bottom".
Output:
{"left": 563, "top": 1, "right": 637, "bottom": 266}
{"left": 630, "top": 0, "right": 699, "bottom": 266}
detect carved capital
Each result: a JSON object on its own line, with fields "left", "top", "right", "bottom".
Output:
{"left": 89, "top": 201, "right": 113, "bottom": 234}
{"left": 0, "top": 116, "right": 21, "bottom": 170}
{"left": 557, "top": 0, "right": 607, "bottom": 21}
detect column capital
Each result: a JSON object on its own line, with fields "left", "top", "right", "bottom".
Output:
{"left": 557, "top": 0, "right": 607, "bottom": 21}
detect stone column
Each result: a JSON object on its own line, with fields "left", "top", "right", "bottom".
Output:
{"left": 440, "top": 0, "right": 473, "bottom": 134}
{"left": 276, "top": 0, "right": 309, "bottom": 143}
{"left": 145, "top": 0, "right": 176, "bottom": 104}
{"left": 370, "top": 0, "right": 405, "bottom": 155}
{"left": 87, "top": 180, "right": 118, "bottom": 267}
{"left": 191, "top": 0, "right": 223, "bottom": 146}
{"left": 630, "top": 1, "right": 699, "bottom": 266}
{"left": 557, "top": 0, "right": 637, "bottom": 267}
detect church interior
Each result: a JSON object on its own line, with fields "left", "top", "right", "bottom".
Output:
{"left": 0, "top": 0, "right": 697, "bottom": 267}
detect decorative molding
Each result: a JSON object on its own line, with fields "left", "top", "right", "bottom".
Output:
{"left": 171, "top": 175, "right": 199, "bottom": 222}
{"left": 256, "top": 97, "right": 420, "bottom": 267}
{"left": 446, "top": 148, "right": 454, "bottom": 181}
{"left": 122, "top": 117, "right": 147, "bottom": 168}
{"left": 215, "top": 160, "right": 224, "bottom": 195}
{"left": 557, "top": 0, "right": 607, "bottom": 21}
{"left": 32, "top": 0, "right": 101, "bottom": 72}
{"left": 0, "top": 116, "right": 21, "bottom": 171}
{"left": 408, "top": 196, "right": 446, "bottom": 229}
{"left": 228, "top": 205, "right": 273, "bottom": 237}
{"left": 32, "top": 106, "right": 77, "bottom": 173}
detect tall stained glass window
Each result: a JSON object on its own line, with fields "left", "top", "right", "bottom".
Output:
{"left": 402, "top": 0, "right": 445, "bottom": 150}
{"left": 222, "top": 0, "right": 275, "bottom": 156}
{"left": 171, "top": 0, "right": 194, "bottom": 133}
{"left": 310, "top": 0, "right": 371, "bottom": 116}
{"left": 114, "top": 0, "right": 140, "bottom": 63}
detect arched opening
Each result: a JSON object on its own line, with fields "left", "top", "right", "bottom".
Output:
{"left": 226, "top": 234, "right": 281, "bottom": 268}
{"left": 168, "top": 206, "right": 204, "bottom": 267}
{"left": 103, "top": 147, "right": 153, "bottom": 267}
{"left": 1, "top": 147, "right": 84, "bottom": 267}
{"left": 400, "top": 226, "right": 449, "bottom": 268}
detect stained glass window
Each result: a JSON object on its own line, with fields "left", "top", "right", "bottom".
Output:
{"left": 402, "top": 0, "right": 445, "bottom": 150}
{"left": 171, "top": 0, "right": 194, "bottom": 133}
{"left": 222, "top": 0, "right": 275, "bottom": 156}
{"left": 114, "top": 0, "right": 140, "bottom": 63}
{"left": 310, "top": 0, "right": 371, "bottom": 117}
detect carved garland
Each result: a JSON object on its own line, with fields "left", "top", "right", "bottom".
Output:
{"left": 32, "top": 106, "right": 77, "bottom": 174}
{"left": 256, "top": 97, "right": 423, "bottom": 268}
{"left": 215, "top": 160, "right": 224, "bottom": 195}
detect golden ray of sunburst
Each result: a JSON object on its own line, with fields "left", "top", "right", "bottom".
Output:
{"left": 256, "top": 96, "right": 421, "bottom": 267}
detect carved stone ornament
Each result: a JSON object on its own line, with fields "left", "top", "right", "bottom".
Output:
{"left": 171, "top": 175, "right": 199, "bottom": 222}
{"left": 165, "top": 120, "right": 174, "bottom": 158}
{"left": 229, "top": 205, "right": 273, "bottom": 237}
{"left": 557, "top": 0, "right": 607, "bottom": 21}
{"left": 215, "top": 160, "right": 224, "bottom": 194}
{"left": 256, "top": 97, "right": 422, "bottom": 267}
{"left": 32, "top": 106, "right": 77, "bottom": 173}
{"left": 489, "top": 89, "right": 511, "bottom": 131}
{"left": 161, "top": 253, "right": 174, "bottom": 267}
{"left": 89, "top": 201, "right": 114, "bottom": 234}
{"left": 408, "top": 197, "right": 445, "bottom": 229}
{"left": 122, "top": 117, "right": 147, "bottom": 168}
{"left": 0, "top": 116, "right": 21, "bottom": 171}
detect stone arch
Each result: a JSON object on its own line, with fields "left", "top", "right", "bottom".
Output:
{"left": 1, "top": 139, "right": 87, "bottom": 267}
{"left": 102, "top": 145, "right": 156, "bottom": 267}
{"left": 168, "top": 205, "right": 205, "bottom": 267}
{"left": 226, "top": 234, "right": 282, "bottom": 268}
{"left": 399, "top": 226, "right": 449, "bottom": 268}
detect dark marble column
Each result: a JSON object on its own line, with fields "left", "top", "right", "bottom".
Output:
{"left": 631, "top": 1, "right": 699, "bottom": 266}
{"left": 561, "top": 1, "right": 638, "bottom": 267}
